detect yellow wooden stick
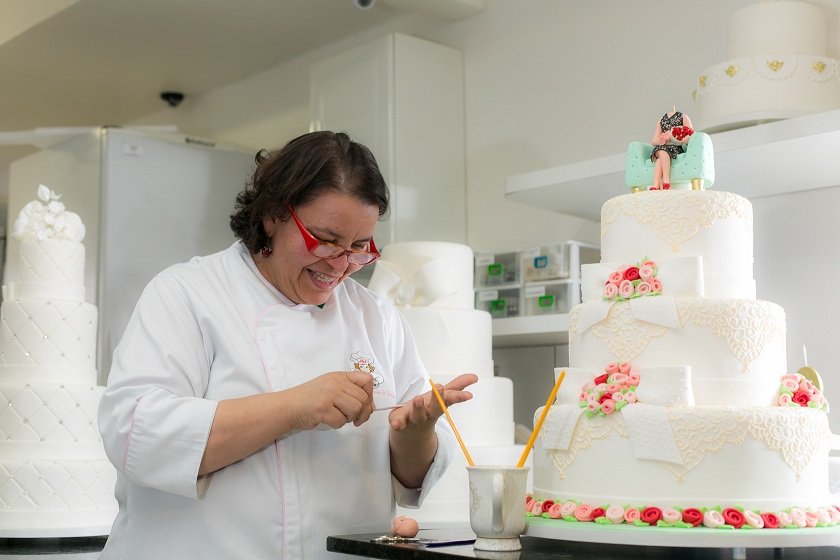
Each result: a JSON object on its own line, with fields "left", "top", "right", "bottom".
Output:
{"left": 428, "top": 378, "right": 474, "bottom": 467}
{"left": 517, "top": 370, "right": 565, "bottom": 468}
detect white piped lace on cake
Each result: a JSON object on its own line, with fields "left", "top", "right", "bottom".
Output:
{"left": 601, "top": 191, "right": 752, "bottom": 251}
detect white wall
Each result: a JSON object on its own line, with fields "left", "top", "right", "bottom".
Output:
{"left": 130, "top": 0, "right": 840, "bottom": 430}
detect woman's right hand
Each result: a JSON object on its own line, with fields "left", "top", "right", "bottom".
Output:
{"left": 286, "top": 371, "right": 375, "bottom": 430}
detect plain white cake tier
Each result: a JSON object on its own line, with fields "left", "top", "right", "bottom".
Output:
{"left": 0, "top": 299, "right": 98, "bottom": 378}
{"left": 601, "top": 191, "right": 755, "bottom": 299}
{"left": 569, "top": 298, "right": 786, "bottom": 406}
{"left": 728, "top": 1, "right": 826, "bottom": 58}
{"left": 437, "top": 374, "right": 514, "bottom": 447}
{"left": 399, "top": 307, "right": 493, "bottom": 379}
{"left": 695, "top": 55, "right": 840, "bottom": 132}
{"left": 368, "top": 242, "right": 475, "bottom": 309}
{"left": 532, "top": 405, "right": 832, "bottom": 512}
{"left": 13, "top": 239, "right": 86, "bottom": 301}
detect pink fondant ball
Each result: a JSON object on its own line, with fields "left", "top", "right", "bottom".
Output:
{"left": 392, "top": 515, "right": 419, "bottom": 538}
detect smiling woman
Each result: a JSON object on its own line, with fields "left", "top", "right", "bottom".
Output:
{"left": 96, "top": 130, "right": 478, "bottom": 560}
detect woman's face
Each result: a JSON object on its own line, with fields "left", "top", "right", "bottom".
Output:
{"left": 259, "top": 190, "right": 379, "bottom": 305}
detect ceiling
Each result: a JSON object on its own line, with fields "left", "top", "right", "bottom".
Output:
{"left": 0, "top": 0, "right": 483, "bottom": 169}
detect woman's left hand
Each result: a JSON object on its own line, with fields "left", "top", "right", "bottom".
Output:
{"left": 388, "top": 373, "right": 478, "bottom": 432}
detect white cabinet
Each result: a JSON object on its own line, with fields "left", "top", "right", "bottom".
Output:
{"left": 310, "top": 33, "right": 465, "bottom": 246}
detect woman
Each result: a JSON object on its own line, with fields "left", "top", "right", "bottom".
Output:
{"left": 649, "top": 109, "right": 693, "bottom": 190}
{"left": 98, "top": 131, "right": 476, "bottom": 559}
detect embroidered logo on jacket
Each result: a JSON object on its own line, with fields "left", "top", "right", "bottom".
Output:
{"left": 350, "top": 351, "right": 384, "bottom": 388}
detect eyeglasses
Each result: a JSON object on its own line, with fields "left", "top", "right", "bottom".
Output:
{"left": 288, "top": 205, "right": 380, "bottom": 265}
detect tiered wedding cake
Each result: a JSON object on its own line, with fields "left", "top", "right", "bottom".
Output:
{"left": 0, "top": 186, "right": 117, "bottom": 537}
{"left": 368, "top": 242, "right": 526, "bottom": 524}
{"left": 695, "top": 0, "right": 840, "bottom": 132}
{"left": 528, "top": 144, "right": 839, "bottom": 533}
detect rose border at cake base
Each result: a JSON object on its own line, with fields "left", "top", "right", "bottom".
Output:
{"left": 525, "top": 516, "right": 840, "bottom": 548}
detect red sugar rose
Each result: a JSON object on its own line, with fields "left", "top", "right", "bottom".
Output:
{"left": 682, "top": 508, "right": 703, "bottom": 527}
{"left": 591, "top": 507, "right": 606, "bottom": 520}
{"left": 594, "top": 373, "right": 609, "bottom": 385}
{"left": 793, "top": 391, "right": 811, "bottom": 406}
{"left": 761, "top": 512, "right": 780, "bottom": 529}
{"left": 541, "top": 500, "right": 555, "bottom": 513}
{"left": 598, "top": 393, "right": 612, "bottom": 404}
{"left": 640, "top": 507, "right": 662, "bottom": 525}
{"left": 623, "top": 267, "right": 640, "bottom": 281}
{"left": 723, "top": 508, "right": 745, "bottom": 529}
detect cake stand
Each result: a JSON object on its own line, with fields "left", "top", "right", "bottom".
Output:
{"left": 525, "top": 517, "right": 840, "bottom": 549}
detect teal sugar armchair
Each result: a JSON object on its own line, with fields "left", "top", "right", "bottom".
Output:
{"left": 624, "top": 131, "right": 715, "bottom": 191}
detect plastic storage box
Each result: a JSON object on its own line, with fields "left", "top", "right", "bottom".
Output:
{"left": 522, "top": 281, "right": 573, "bottom": 315}
{"left": 476, "top": 287, "right": 521, "bottom": 318}
{"left": 521, "top": 242, "right": 600, "bottom": 282}
{"left": 474, "top": 251, "right": 520, "bottom": 287}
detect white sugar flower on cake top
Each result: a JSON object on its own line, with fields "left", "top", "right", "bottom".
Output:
{"left": 12, "top": 184, "right": 85, "bottom": 242}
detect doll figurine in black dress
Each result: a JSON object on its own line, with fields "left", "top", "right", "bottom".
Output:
{"left": 650, "top": 109, "right": 694, "bottom": 190}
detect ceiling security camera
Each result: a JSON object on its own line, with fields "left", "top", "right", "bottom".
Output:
{"left": 160, "top": 91, "right": 185, "bottom": 107}
{"left": 353, "top": 0, "right": 375, "bottom": 9}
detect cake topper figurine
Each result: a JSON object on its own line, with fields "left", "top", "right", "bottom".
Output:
{"left": 649, "top": 109, "right": 694, "bottom": 190}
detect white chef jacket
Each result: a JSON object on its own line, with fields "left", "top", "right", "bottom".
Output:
{"left": 97, "top": 241, "right": 455, "bottom": 559}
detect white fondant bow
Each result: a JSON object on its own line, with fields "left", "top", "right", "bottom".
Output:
{"left": 367, "top": 258, "right": 457, "bottom": 307}
{"left": 575, "top": 295, "right": 682, "bottom": 335}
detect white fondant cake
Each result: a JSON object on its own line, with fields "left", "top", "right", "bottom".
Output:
{"left": 368, "top": 242, "right": 526, "bottom": 524}
{"left": 695, "top": 1, "right": 840, "bottom": 132}
{"left": 530, "top": 141, "right": 838, "bottom": 531}
{"left": 0, "top": 185, "right": 117, "bottom": 537}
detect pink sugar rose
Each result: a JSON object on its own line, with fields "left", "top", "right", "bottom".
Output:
{"left": 642, "top": 259, "right": 656, "bottom": 267}
{"left": 635, "top": 281, "right": 652, "bottom": 296}
{"left": 525, "top": 496, "right": 533, "bottom": 509}
{"left": 802, "top": 380, "right": 816, "bottom": 394}
{"left": 607, "top": 271, "right": 623, "bottom": 285}
{"left": 612, "top": 392, "right": 626, "bottom": 402}
{"left": 605, "top": 505, "right": 625, "bottom": 524}
{"left": 618, "top": 280, "right": 634, "bottom": 299}
{"left": 777, "top": 511, "right": 792, "bottom": 527}
{"left": 703, "top": 510, "right": 725, "bottom": 528}
{"left": 805, "top": 511, "right": 818, "bottom": 527}
{"left": 619, "top": 362, "right": 632, "bottom": 374}
{"left": 651, "top": 278, "right": 662, "bottom": 292}
{"left": 578, "top": 391, "right": 588, "bottom": 402}
{"left": 782, "top": 379, "right": 799, "bottom": 392}
{"left": 607, "top": 383, "right": 620, "bottom": 393}
{"left": 574, "top": 504, "right": 594, "bottom": 522}
{"left": 625, "top": 391, "right": 638, "bottom": 404}
{"left": 783, "top": 373, "right": 801, "bottom": 382}
{"left": 793, "top": 391, "right": 811, "bottom": 406}
{"left": 547, "top": 503, "right": 563, "bottom": 519}
{"left": 627, "top": 372, "right": 640, "bottom": 384}
{"left": 560, "top": 501, "right": 578, "bottom": 517}
{"left": 603, "top": 283, "right": 618, "bottom": 299}
{"left": 662, "top": 508, "right": 682, "bottom": 524}
{"left": 624, "top": 508, "right": 641, "bottom": 523}
{"left": 595, "top": 383, "right": 608, "bottom": 392}
{"left": 530, "top": 501, "right": 544, "bottom": 515}
{"left": 817, "top": 508, "right": 835, "bottom": 524}
{"left": 743, "top": 510, "right": 764, "bottom": 529}
{"left": 638, "top": 264, "right": 655, "bottom": 281}
{"left": 612, "top": 373, "right": 628, "bottom": 384}
{"left": 605, "top": 363, "right": 620, "bottom": 374}
{"left": 587, "top": 401, "right": 599, "bottom": 413}
{"left": 790, "top": 508, "right": 807, "bottom": 528}
{"left": 778, "top": 393, "right": 793, "bottom": 406}
{"left": 600, "top": 399, "right": 616, "bottom": 415}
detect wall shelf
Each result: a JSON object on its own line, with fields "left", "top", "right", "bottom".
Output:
{"left": 505, "top": 109, "right": 840, "bottom": 221}
{"left": 492, "top": 313, "right": 569, "bottom": 348}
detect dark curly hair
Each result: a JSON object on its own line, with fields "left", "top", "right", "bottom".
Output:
{"left": 230, "top": 131, "right": 389, "bottom": 253}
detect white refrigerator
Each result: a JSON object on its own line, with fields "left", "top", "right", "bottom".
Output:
{"left": 3, "top": 127, "right": 255, "bottom": 383}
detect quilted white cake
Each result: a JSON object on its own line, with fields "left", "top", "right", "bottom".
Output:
{"left": 529, "top": 155, "right": 839, "bottom": 531}
{"left": 695, "top": 1, "right": 840, "bottom": 132}
{"left": 0, "top": 185, "right": 118, "bottom": 537}
{"left": 368, "top": 242, "right": 526, "bottom": 524}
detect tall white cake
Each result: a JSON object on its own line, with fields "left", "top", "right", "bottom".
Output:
{"left": 368, "top": 242, "right": 527, "bottom": 524}
{"left": 695, "top": 0, "right": 840, "bottom": 132}
{"left": 529, "top": 144, "right": 839, "bottom": 533}
{"left": 0, "top": 185, "right": 117, "bottom": 537}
